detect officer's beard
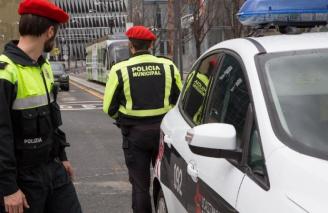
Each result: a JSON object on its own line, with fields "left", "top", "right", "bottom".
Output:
{"left": 43, "top": 35, "right": 56, "bottom": 53}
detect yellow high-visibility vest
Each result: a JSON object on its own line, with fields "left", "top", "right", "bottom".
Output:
{"left": 103, "top": 54, "right": 182, "bottom": 119}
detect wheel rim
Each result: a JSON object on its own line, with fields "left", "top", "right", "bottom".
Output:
{"left": 157, "top": 197, "right": 167, "bottom": 213}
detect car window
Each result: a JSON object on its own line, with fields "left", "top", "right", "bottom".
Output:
{"left": 259, "top": 50, "right": 328, "bottom": 160}
{"left": 181, "top": 54, "right": 221, "bottom": 125}
{"left": 248, "top": 127, "right": 264, "bottom": 173}
{"left": 50, "top": 63, "right": 65, "bottom": 75}
{"left": 247, "top": 124, "right": 269, "bottom": 188}
{"left": 204, "top": 54, "right": 250, "bottom": 140}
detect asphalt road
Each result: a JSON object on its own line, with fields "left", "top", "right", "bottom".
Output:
{"left": 57, "top": 83, "right": 132, "bottom": 213}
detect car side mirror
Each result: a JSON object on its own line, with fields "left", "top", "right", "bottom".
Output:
{"left": 187, "top": 123, "right": 242, "bottom": 161}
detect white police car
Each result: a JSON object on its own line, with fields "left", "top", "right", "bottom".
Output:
{"left": 153, "top": 0, "right": 328, "bottom": 212}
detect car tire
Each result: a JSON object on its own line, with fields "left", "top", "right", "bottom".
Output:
{"left": 156, "top": 189, "right": 168, "bottom": 213}
{"left": 62, "top": 85, "right": 70, "bottom": 91}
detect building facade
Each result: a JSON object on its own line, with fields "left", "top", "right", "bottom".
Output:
{"left": 0, "top": 0, "right": 20, "bottom": 51}
{"left": 143, "top": 0, "right": 169, "bottom": 56}
{"left": 54, "top": 0, "right": 128, "bottom": 61}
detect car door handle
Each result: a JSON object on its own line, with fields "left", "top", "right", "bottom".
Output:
{"left": 187, "top": 163, "right": 198, "bottom": 183}
{"left": 164, "top": 135, "right": 172, "bottom": 148}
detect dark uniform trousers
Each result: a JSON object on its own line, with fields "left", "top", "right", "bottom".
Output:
{"left": 0, "top": 160, "right": 82, "bottom": 213}
{"left": 121, "top": 122, "right": 161, "bottom": 213}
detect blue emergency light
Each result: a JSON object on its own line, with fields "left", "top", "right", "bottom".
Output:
{"left": 237, "top": 0, "right": 328, "bottom": 27}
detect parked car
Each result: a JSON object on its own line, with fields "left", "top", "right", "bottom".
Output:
{"left": 50, "top": 62, "right": 69, "bottom": 91}
{"left": 153, "top": 30, "right": 328, "bottom": 213}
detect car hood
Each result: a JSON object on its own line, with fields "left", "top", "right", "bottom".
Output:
{"left": 269, "top": 147, "right": 328, "bottom": 212}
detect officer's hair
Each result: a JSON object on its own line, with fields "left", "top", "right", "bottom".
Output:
{"left": 129, "top": 39, "right": 152, "bottom": 51}
{"left": 19, "top": 14, "right": 59, "bottom": 37}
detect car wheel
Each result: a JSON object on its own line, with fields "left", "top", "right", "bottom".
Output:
{"left": 61, "top": 85, "right": 70, "bottom": 91}
{"left": 156, "top": 189, "right": 168, "bottom": 213}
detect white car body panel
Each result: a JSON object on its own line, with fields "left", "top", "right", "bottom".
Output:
{"left": 154, "top": 32, "right": 328, "bottom": 213}
{"left": 237, "top": 146, "right": 328, "bottom": 213}
{"left": 161, "top": 182, "right": 187, "bottom": 213}
{"left": 160, "top": 107, "right": 193, "bottom": 211}
{"left": 192, "top": 156, "right": 245, "bottom": 207}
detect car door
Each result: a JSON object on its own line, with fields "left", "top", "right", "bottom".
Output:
{"left": 159, "top": 53, "right": 222, "bottom": 212}
{"left": 236, "top": 121, "right": 271, "bottom": 213}
{"left": 186, "top": 52, "right": 253, "bottom": 212}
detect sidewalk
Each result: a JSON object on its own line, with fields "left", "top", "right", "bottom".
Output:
{"left": 69, "top": 73, "right": 105, "bottom": 95}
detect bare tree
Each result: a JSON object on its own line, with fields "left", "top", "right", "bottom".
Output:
{"left": 223, "top": 0, "right": 246, "bottom": 38}
{"left": 143, "top": 2, "right": 169, "bottom": 56}
{"left": 187, "top": 0, "right": 219, "bottom": 57}
{"left": 167, "top": 0, "right": 175, "bottom": 58}
{"left": 128, "top": 0, "right": 144, "bottom": 25}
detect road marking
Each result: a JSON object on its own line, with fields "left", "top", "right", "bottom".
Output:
{"left": 59, "top": 81, "right": 104, "bottom": 111}
{"left": 62, "top": 97, "right": 77, "bottom": 102}
{"left": 60, "top": 104, "right": 102, "bottom": 111}
{"left": 63, "top": 102, "right": 102, "bottom": 106}
{"left": 65, "top": 100, "right": 102, "bottom": 104}
{"left": 60, "top": 105, "right": 73, "bottom": 110}
{"left": 60, "top": 108, "right": 102, "bottom": 111}
{"left": 70, "top": 81, "right": 104, "bottom": 100}
{"left": 60, "top": 100, "right": 103, "bottom": 111}
{"left": 81, "top": 104, "right": 97, "bottom": 109}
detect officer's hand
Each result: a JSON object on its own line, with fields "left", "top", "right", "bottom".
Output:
{"left": 62, "top": 161, "right": 75, "bottom": 180}
{"left": 4, "top": 190, "right": 29, "bottom": 213}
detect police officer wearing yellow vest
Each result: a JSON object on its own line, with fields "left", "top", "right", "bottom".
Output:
{"left": 184, "top": 59, "right": 218, "bottom": 124}
{"left": 103, "top": 26, "right": 182, "bottom": 213}
{"left": 0, "top": 1, "right": 82, "bottom": 213}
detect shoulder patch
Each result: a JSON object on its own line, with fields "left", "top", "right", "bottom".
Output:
{"left": 0, "top": 61, "right": 8, "bottom": 70}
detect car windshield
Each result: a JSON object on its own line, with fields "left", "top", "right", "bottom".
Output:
{"left": 51, "top": 63, "right": 65, "bottom": 75}
{"left": 260, "top": 50, "right": 328, "bottom": 159}
{"left": 115, "top": 47, "right": 130, "bottom": 62}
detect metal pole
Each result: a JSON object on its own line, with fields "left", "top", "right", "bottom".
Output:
{"left": 128, "top": 0, "right": 133, "bottom": 23}
{"left": 174, "top": 0, "right": 183, "bottom": 78}
{"left": 177, "top": 0, "right": 183, "bottom": 77}
{"left": 68, "top": 20, "right": 71, "bottom": 73}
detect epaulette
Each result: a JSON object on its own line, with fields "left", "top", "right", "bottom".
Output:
{"left": 0, "top": 61, "right": 8, "bottom": 70}
{"left": 156, "top": 55, "right": 173, "bottom": 61}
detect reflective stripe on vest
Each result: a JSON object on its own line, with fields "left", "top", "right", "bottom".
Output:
{"left": 119, "top": 63, "right": 174, "bottom": 117}
{"left": 12, "top": 93, "right": 54, "bottom": 110}
{"left": 118, "top": 105, "right": 173, "bottom": 117}
{"left": 0, "top": 55, "right": 55, "bottom": 110}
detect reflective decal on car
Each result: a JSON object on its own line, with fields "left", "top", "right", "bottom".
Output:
{"left": 157, "top": 142, "right": 238, "bottom": 213}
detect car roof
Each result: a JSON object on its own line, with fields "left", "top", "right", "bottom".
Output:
{"left": 251, "top": 32, "right": 328, "bottom": 53}
{"left": 206, "top": 32, "right": 328, "bottom": 57}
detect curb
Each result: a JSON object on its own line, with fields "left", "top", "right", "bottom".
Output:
{"left": 69, "top": 76, "right": 105, "bottom": 95}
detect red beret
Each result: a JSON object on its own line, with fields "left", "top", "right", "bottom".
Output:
{"left": 125, "top": 26, "right": 156, "bottom": 41}
{"left": 18, "top": 0, "right": 69, "bottom": 24}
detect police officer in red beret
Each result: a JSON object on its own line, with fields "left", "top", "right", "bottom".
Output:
{"left": 103, "top": 26, "right": 182, "bottom": 213}
{"left": 0, "top": 0, "right": 82, "bottom": 213}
